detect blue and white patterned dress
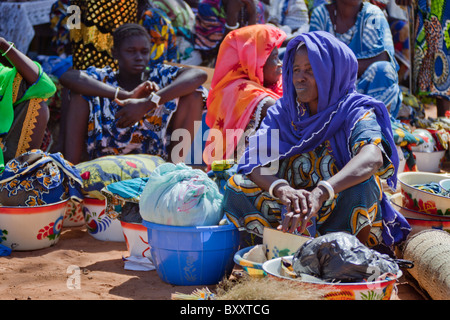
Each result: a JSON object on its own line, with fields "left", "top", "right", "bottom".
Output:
{"left": 309, "top": 2, "right": 403, "bottom": 118}
{"left": 82, "top": 64, "right": 185, "bottom": 160}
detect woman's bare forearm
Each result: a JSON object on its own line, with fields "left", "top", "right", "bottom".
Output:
{"left": 59, "top": 69, "right": 130, "bottom": 100}
{"left": 326, "top": 144, "right": 383, "bottom": 194}
{"left": 0, "top": 37, "right": 40, "bottom": 84}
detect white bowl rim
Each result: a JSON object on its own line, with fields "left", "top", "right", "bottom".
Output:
{"left": 439, "top": 178, "right": 450, "bottom": 191}
{"left": 234, "top": 245, "right": 264, "bottom": 267}
{"left": 262, "top": 256, "right": 402, "bottom": 286}
{"left": 398, "top": 172, "right": 450, "bottom": 201}
{"left": 389, "top": 194, "right": 450, "bottom": 221}
{"left": 412, "top": 150, "right": 446, "bottom": 154}
{"left": 0, "top": 198, "right": 69, "bottom": 209}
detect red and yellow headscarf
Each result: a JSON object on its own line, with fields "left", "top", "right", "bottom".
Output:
{"left": 203, "top": 24, "right": 286, "bottom": 166}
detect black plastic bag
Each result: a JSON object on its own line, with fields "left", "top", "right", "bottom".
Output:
{"left": 292, "top": 232, "right": 400, "bottom": 283}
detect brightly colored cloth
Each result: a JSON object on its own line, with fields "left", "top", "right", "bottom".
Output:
{"left": 203, "top": 24, "right": 286, "bottom": 166}
{"left": 69, "top": 0, "right": 138, "bottom": 70}
{"left": 82, "top": 64, "right": 200, "bottom": 160}
{"left": 236, "top": 31, "right": 410, "bottom": 248}
{"left": 225, "top": 110, "right": 394, "bottom": 248}
{"left": 75, "top": 154, "right": 165, "bottom": 199}
{"left": 194, "top": 0, "right": 266, "bottom": 54}
{"left": 139, "top": 6, "right": 178, "bottom": 66}
{"left": 0, "top": 149, "right": 83, "bottom": 206}
{"left": 151, "top": 0, "right": 198, "bottom": 64}
{"left": 309, "top": 2, "right": 403, "bottom": 118}
{"left": 413, "top": 0, "right": 450, "bottom": 100}
{"left": 68, "top": 0, "right": 177, "bottom": 70}
{"left": 0, "top": 62, "right": 56, "bottom": 172}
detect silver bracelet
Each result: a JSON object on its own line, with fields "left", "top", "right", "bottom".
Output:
{"left": 317, "top": 180, "right": 334, "bottom": 202}
{"left": 114, "top": 87, "right": 120, "bottom": 101}
{"left": 225, "top": 22, "right": 240, "bottom": 30}
{"left": 268, "top": 179, "right": 288, "bottom": 198}
{"left": 1, "top": 42, "right": 14, "bottom": 57}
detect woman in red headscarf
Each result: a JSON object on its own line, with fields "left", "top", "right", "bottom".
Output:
{"left": 203, "top": 24, "right": 286, "bottom": 168}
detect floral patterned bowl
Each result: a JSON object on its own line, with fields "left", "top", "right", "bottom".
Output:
{"left": 83, "top": 197, "right": 124, "bottom": 242}
{"left": 263, "top": 256, "right": 402, "bottom": 300}
{"left": 390, "top": 193, "right": 450, "bottom": 236}
{"left": 63, "top": 199, "right": 85, "bottom": 227}
{"left": 0, "top": 199, "right": 68, "bottom": 251}
{"left": 398, "top": 172, "right": 450, "bottom": 217}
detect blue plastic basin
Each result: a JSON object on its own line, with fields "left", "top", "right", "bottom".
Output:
{"left": 142, "top": 220, "right": 240, "bottom": 286}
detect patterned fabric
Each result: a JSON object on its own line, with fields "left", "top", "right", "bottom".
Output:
{"left": 0, "top": 150, "right": 83, "bottom": 206}
{"left": 139, "top": 7, "right": 178, "bottom": 66}
{"left": 309, "top": 2, "right": 403, "bottom": 118}
{"left": 224, "top": 110, "right": 393, "bottom": 248}
{"left": 70, "top": 0, "right": 138, "bottom": 70}
{"left": 68, "top": 0, "right": 178, "bottom": 70}
{"left": 82, "top": 64, "right": 182, "bottom": 160}
{"left": 268, "top": 0, "right": 310, "bottom": 32}
{"left": 49, "top": 0, "right": 71, "bottom": 56}
{"left": 75, "top": 154, "right": 165, "bottom": 199}
{"left": 203, "top": 25, "right": 286, "bottom": 166}
{"left": 150, "top": 0, "right": 198, "bottom": 63}
{"left": 194, "top": 0, "right": 226, "bottom": 53}
{"left": 414, "top": 0, "right": 450, "bottom": 100}
{"left": 391, "top": 119, "right": 424, "bottom": 171}
{"left": 194, "top": 0, "right": 266, "bottom": 53}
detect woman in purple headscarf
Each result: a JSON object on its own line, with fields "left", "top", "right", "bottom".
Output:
{"left": 223, "top": 31, "right": 410, "bottom": 253}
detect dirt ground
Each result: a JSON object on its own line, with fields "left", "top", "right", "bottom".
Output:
{"left": 0, "top": 224, "right": 425, "bottom": 301}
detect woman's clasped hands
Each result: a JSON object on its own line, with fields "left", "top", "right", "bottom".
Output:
{"left": 115, "top": 80, "right": 160, "bottom": 128}
{"left": 274, "top": 183, "right": 329, "bottom": 234}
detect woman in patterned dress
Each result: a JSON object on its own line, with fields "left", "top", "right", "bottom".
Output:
{"left": 60, "top": 24, "right": 207, "bottom": 164}
{"left": 0, "top": 37, "right": 56, "bottom": 172}
{"left": 309, "top": 0, "right": 402, "bottom": 118}
{"left": 223, "top": 31, "right": 410, "bottom": 254}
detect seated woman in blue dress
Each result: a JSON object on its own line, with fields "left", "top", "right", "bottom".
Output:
{"left": 309, "top": 0, "right": 402, "bottom": 119}
{"left": 59, "top": 23, "right": 207, "bottom": 165}
{"left": 222, "top": 31, "right": 411, "bottom": 255}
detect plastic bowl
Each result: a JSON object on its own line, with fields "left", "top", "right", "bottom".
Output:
{"left": 120, "top": 221, "right": 151, "bottom": 258}
{"left": 413, "top": 150, "right": 445, "bottom": 172}
{"left": 83, "top": 197, "right": 124, "bottom": 242}
{"left": 63, "top": 199, "right": 85, "bottom": 227}
{"left": 263, "top": 227, "right": 311, "bottom": 260}
{"left": 398, "top": 172, "right": 450, "bottom": 217}
{"left": 143, "top": 220, "right": 240, "bottom": 285}
{"left": 263, "top": 256, "right": 402, "bottom": 300}
{"left": 0, "top": 199, "right": 68, "bottom": 251}
{"left": 439, "top": 179, "right": 450, "bottom": 193}
{"left": 390, "top": 193, "right": 450, "bottom": 236}
{"left": 233, "top": 246, "right": 266, "bottom": 278}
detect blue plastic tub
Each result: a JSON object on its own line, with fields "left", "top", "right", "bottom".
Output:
{"left": 142, "top": 220, "right": 240, "bottom": 286}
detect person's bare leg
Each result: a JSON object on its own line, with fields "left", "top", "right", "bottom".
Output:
{"left": 436, "top": 97, "right": 450, "bottom": 117}
{"left": 168, "top": 90, "right": 204, "bottom": 163}
{"left": 64, "top": 93, "right": 89, "bottom": 164}
{"left": 356, "top": 225, "right": 371, "bottom": 245}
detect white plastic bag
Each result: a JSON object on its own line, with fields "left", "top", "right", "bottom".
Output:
{"left": 139, "top": 163, "right": 224, "bottom": 226}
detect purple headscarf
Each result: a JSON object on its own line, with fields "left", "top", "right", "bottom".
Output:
{"left": 237, "top": 31, "right": 410, "bottom": 247}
